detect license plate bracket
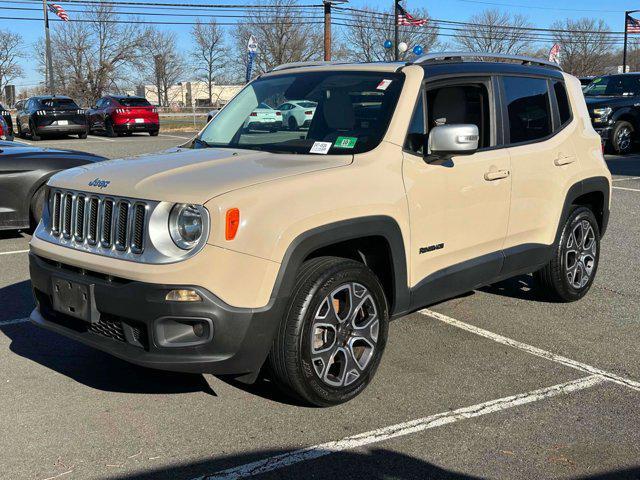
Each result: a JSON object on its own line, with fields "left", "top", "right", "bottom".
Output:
{"left": 51, "top": 277, "right": 99, "bottom": 323}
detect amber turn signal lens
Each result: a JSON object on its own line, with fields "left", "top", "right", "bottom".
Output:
{"left": 165, "top": 289, "right": 202, "bottom": 302}
{"left": 225, "top": 208, "right": 240, "bottom": 240}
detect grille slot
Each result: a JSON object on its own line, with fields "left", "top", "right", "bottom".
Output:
{"left": 87, "top": 197, "right": 99, "bottom": 245}
{"left": 74, "top": 195, "right": 85, "bottom": 241}
{"left": 46, "top": 190, "right": 147, "bottom": 255}
{"left": 101, "top": 199, "right": 114, "bottom": 247}
{"left": 51, "top": 192, "right": 61, "bottom": 234}
{"left": 115, "top": 201, "right": 130, "bottom": 251}
{"left": 62, "top": 193, "right": 73, "bottom": 238}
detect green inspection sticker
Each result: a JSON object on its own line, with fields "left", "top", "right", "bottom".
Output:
{"left": 334, "top": 136, "right": 357, "bottom": 149}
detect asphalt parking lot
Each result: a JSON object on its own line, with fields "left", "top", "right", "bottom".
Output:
{"left": 1, "top": 137, "right": 639, "bottom": 480}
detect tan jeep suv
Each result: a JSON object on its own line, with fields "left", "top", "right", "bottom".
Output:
{"left": 29, "top": 53, "right": 611, "bottom": 406}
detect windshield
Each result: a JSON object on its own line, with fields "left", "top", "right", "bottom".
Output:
{"left": 198, "top": 71, "right": 404, "bottom": 155}
{"left": 584, "top": 75, "right": 640, "bottom": 97}
{"left": 118, "top": 97, "right": 151, "bottom": 107}
{"left": 41, "top": 98, "right": 79, "bottom": 110}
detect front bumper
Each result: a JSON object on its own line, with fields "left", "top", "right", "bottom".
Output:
{"left": 594, "top": 125, "right": 613, "bottom": 142}
{"left": 29, "top": 253, "right": 285, "bottom": 378}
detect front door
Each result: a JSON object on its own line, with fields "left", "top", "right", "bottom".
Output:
{"left": 403, "top": 77, "right": 511, "bottom": 302}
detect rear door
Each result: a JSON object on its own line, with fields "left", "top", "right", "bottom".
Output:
{"left": 502, "top": 75, "right": 580, "bottom": 271}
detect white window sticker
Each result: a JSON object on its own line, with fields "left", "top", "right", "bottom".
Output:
{"left": 310, "top": 141, "right": 332, "bottom": 155}
{"left": 377, "top": 79, "right": 393, "bottom": 91}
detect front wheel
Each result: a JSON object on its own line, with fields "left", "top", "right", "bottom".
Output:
{"left": 610, "top": 121, "right": 634, "bottom": 155}
{"left": 268, "top": 257, "right": 389, "bottom": 407}
{"left": 535, "top": 207, "right": 600, "bottom": 302}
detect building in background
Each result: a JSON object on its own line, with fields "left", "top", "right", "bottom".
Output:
{"left": 130, "top": 81, "right": 242, "bottom": 108}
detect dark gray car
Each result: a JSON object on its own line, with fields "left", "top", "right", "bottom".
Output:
{"left": 0, "top": 141, "right": 105, "bottom": 230}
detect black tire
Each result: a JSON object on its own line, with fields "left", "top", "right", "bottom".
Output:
{"left": 610, "top": 120, "right": 634, "bottom": 155}
{"left": 29, "top": 120, "right": 40, "bottom": 141}
{"left": 16, "top": 121, "right": 24, "bottom": 139}
{"left": 288, "top": 116, "right": 298, "bottom": 131}
{"left": 535, "top": 207, "right": 600, "bottom": 302}
{"left": 125, "top": 131, "right": 133, "bottom": 136}
{"left": 29, "top": 185, "right": 46, "bottom": 231}
{"left": 78, "top": 130, "right": 88, "bottom": 139}
{"left": 268, "top": 256, "right": 389, "bottom": 407}
{"left": 149, "top": 130, "right": 159, "bottom": 137}
{"left": 104, "top": 118, "right": 116, "bottom": 137}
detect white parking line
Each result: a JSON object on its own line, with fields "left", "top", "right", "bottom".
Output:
{"left": 196, "top": 375, "right": 605, "bottom": 480}
{"left": 421, "top": 309, "right": 640, "bottom": 392}
{"left": 0, "top": 249, "right": 29, "bottom": 256}
{"left": 13, "top": 139, "right": 32, "bottom": 145}
{"left": 613, "top": 186, "right": 640, "bottom": 192}
{"left": 158, "top": 133, "right": 192, "bottom": 139}
{"left": 612, "top": 176, "right": 640, "bottom": 182}
{"left": 87, "top": 135, "right": 115, "bottom": 142}
{"left": 0, "top": 317, "right": 29, "bottom": 326}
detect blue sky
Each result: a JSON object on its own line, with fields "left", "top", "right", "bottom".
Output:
{"left": 2, "top": 0, "right": 637, "bottom": 89}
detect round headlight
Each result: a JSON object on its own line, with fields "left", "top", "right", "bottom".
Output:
{"left": 169, "top": 204, "right": 203, "bottom": 250}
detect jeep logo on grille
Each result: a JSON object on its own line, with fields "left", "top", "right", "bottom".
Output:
{"left": 88, "top": 178, "right": 111, "bottom": 189}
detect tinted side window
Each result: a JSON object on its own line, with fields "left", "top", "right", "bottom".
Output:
{"left": 404, "top": 93, "right": 425, "bottom": 155}
{"left": 503, "top": 76, "right": 551, "bottom": 144}
{"left": 553, "top": 81, "right": 571, "bottom": 127}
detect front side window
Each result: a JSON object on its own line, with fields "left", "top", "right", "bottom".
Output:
{"left": 503, "top": 76, "right": 551, "bottom": 144}
{"left": 199, "top": 71, "right": 404, "bottom": 155}
{"left": 404, "top": 93, "right": 425, "bottom": 155}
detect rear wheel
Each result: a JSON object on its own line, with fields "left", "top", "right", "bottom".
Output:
{"left": 149, "top": 130, "right": 159, "bottom": 137}
{"left": 29, "top": 120, "right": 40, "bottom": 141}
{"left": 16, "top": 121, "right": 23, "bottom": 138}
{"left": 610, "top": 120, "right": 634, "bottom": 155}
{"left": 288, "top": 116, "right": 298, "bottom": 131}
{"left": 104, "top": 117, "right": 116, "bottom": 137}
{"left": 78, "top": 130, "right": 88, "bottom": 139}
{"left": 535, "top": 207, "right": 600, "bottom": 302}
{"left": 268, "top": 257, "right": 389, "bottom": 407}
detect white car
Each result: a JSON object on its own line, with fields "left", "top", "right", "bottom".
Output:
{"left": 206, "top": 109, "right": 220, "bottom": 123}
{"left": 277, "top": 100, "right": 317, "bottom": 130}
{"left": 242, "top": 103, "right": 282, "bottom": 132}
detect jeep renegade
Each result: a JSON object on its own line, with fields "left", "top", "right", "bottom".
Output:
{"left": 29, "top": 53, "right": 611, "bottom": 406}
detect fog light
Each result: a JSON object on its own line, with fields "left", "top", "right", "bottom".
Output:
{"left": 165, "top": 289, "right": 202, "bottom": 302}
{"left": 192, "top": 322, "right": 206, "bottom": 337}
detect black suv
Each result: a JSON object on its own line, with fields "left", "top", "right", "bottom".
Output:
{"left": 584, "top": 74, "right": 640, "bottom": 154}
{"left": 16, "top": 95, "right": 88, "bottom": 141}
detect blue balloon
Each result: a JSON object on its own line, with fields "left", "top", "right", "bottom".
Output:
{"left": 384, "top": 40, "right": 393, "bottom": 49}
{"left": 413, "top": 45, "right": 424, "bottom": 56}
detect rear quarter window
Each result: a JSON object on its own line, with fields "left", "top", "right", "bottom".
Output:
{"left": 553, "top": 81, "right": 572, "bottom": 127}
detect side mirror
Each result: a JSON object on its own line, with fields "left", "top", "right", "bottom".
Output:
{"left": 427, "top": 124, "right": 479, "bottom": 159}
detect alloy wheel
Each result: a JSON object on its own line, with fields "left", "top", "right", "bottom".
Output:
{"left": 617, "top": 127, "right": 632, "bottom": 152}
{"left": 565, "top": 220, "right": 597, "bottom": 289}
{"left": 310, "top": 282, "right": 379, "bottom": 388}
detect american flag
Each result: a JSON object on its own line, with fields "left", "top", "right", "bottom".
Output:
{"left": 627, "top": 14, "right": 640, "bottom": 34}
{"left": 397, "top": 4, "right": 428, "bottom": 27}
{"left": 48, "top": 3, "right": 69, "bottom": 22}
{"left": 548, "top": 43, "right": 561, "bottom": 64}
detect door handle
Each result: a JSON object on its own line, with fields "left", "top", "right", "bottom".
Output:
{"left": 554, "top": 155, "right": 576, "bottom": 166}
{"left": 484, "top": 169, "right": 510, "bottom": 181}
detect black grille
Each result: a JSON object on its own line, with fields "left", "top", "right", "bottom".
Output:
{"left": 87, "top": 197, "right": 99, "bottom": 244}
{"left": 88, "top": 316, "right": 126, "bottom": 343}
{"left": 51, "top": 192, "right": 61, "bottom": 233}
{"left": 131, "top": 204, "right": 145, "bottom": 253}
{"left": 62, "top": 193, "right": 72, "bottom": 238}
{"left": 115, "top": 201, "right": 129, "bottom": 250}
{"left": 101, "top": 199, "right": 114, "bottom": 247}
{"left": 74, "top": 195, "right": 85, "bottom": 240}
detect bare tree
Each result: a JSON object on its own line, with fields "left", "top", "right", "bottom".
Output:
{"left": 233, "top": 0, "right": 323, "bottom": 79}
{"left": 456, "top": 9, "right": 532, "bottom": 55}
{"left": 141, "top": 28, "right": 185, "bottom": 106}
{"left": 550, "top": 18, "right": 612, "bottom": 76}
{"left": 0, "top": 30, "right": 24, "bottom": 101}
{"left": 343, "top": 7, "right": 438, "bottom": 62}
{"left": 41, "top": 4, "right": 144, "bottom": 105}
{"left": 191, "top": 19, "right": 225, "bottom": 105}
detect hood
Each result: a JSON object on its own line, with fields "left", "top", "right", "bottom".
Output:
{"left": 49, "top": 147, "right": 353, "bottom": 204}
{"left": 0, "top": 143, "right": 105, "bottom": 161}
{"left": 584, "top": 95, "right": 635, "bottom": 110}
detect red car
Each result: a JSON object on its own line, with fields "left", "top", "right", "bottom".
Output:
{"left": 88, "top": 94, "right": 159, "bottom": 137}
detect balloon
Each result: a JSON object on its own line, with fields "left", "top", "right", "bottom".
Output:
{"left": 398, "top": 42, "right": 408, "bottom": 53}
{"left": 383, "top": 40, "right": 393, "bottom": 49}
{"left": 413, "top": 45, "right": 424, "bottom": 56}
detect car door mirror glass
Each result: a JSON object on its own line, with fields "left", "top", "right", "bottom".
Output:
{"left": 427, "top": 124, "right": 479, "bottom": 160}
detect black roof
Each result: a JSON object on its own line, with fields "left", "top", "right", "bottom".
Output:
{"left": 421, "top": 61, "right": 565, "bottom": 80}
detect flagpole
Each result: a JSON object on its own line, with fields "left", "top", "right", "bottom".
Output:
{"left": 42, "top": 0, "right": 55, "bottom": 93}
{"left": 394, "top": 0, "right": 399, "bottom": 61}
{"left": 624, "top": 11, "right": 629, "bottom": 74}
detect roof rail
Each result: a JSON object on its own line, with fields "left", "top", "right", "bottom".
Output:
{"left": 412, "top": 52, "right": 562, "bottom": 71}
{"left": 270, "top": 61, "right": 350, "bottom": 72}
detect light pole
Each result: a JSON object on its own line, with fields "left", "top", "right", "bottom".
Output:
{"left": 323, "top": 0, "right": 348, "bottom": 61}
